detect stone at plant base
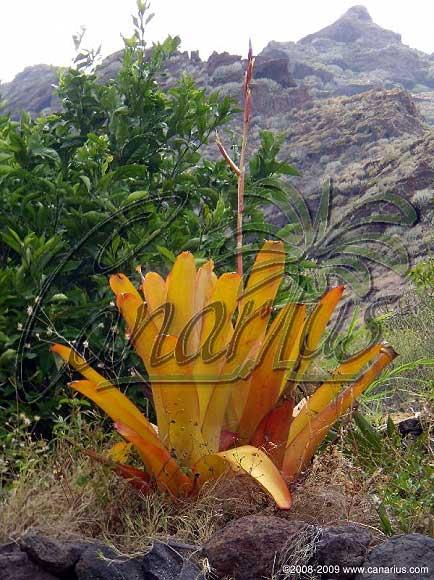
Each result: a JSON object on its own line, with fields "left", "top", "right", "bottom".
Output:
{"left": 75, "top": 544, "right": 143, "bottom": 580}
{"left": 355, "top": 534, "right": 434, "bottom": 580}
{"left": 142, "top": 540, "right": 204, "bottom": 580}
{"left": 19, "top": 533, "right": 85, "bottom": 575}
{"left": 202, "top": 515, "right": 315, "bottom": 580}
{"left": 0, "top": 547, "right": 59, "bottom": 580}
{"left": 397, "top": 417, "right": 423, "bottom": 437}
{"left": 312, "top": 524, "right": 373, "bottom": 579}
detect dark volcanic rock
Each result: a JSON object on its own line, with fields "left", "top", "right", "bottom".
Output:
{"left": 75, "top": 544, "right": 143, "bottom": 580}
{"left": 254, "top": 55, "right": 296, "bottom": 88}
{"left": 313, "top": 524, "right": 373, "bottom": 579}
{"left": 19, "top": 533, "right": 84, "bottom": 576}
{"left": 206, "top": 51, "right": 240, "bottom": 75}
{"left": 202, "top": 515, "right": 315, "bottom": 580}
{"left": 142, "top": 540, "right": 203, "bottom": 580}
{"left": 397, "top": 417, "right": 424, "bottom": 437}
{"left": 355, "top": 534, "right": 434, "bottom": 580}
{"left": 0, "top": 545, "right": 59, "bottom": 580}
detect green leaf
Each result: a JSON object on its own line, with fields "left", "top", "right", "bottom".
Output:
{"left": 126, "top": 190, "right": 149, "bottom": 202}
{"left": 156, "top": 245, "right": 176, "bottom": 264}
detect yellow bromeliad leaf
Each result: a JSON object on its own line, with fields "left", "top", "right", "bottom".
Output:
{"left": 237, "top": 303, "right": 306, "bottom": 443}
{"left": 292, "top": 285, "right": 345, "bottom": 383}
{"left": 287, "top": 342, "right": 384, "bottom": 446}
{"left": 195, "top": 272, "right": 242, "bottom": 436}
{"left": 225, "top": 240, "right": 286, "bottom": 432}
{"left": 216, "top": 445, "right": 292, "bottom": 509}
{"left": 51, "top": 344, "right": 155, "bottom": 439}
{"left": 115, "top": 292, "right": 205, "bottom": 463}
{"left": 141, "top": 272, "right": 167, "bottom": 329}
{"left": 109, "top": 272, "right": 143, "bottom": 304}
{"left": 194, "top": 260, "right": 217, "bottom": 327}
{"left": 115, "top": 422, "right": 193, "bottom": 496}
{"left": 114, "top": 292, "right": 169, "bottom": 440}
{"left": 107, "top": 441, "right": 132, "bottom": 464}
{"left": 154, "top": 335, "right": 206, "bottom": 467}
{"left": 282, "top": 345, "right": 397, "bottom": 478}
{"left": 237, "top": 240, "right": 286, "bottom": 318}
{"left": 166, "top": 251, "right": 196, "bottom": 335}
{"left": 192, "top": 445, "right": 292, "bottom": 509}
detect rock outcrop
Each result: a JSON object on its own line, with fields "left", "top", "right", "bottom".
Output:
{"left": 1, "top": 528, "right": 433, "bottom": 580}
{"left": 0, "top": 535, "right": 204, "bottom": 580}
{"left": 1, "top": 6, "right": 433, "bottom": 298}
{"left": 4, "top": 6, "right": 434, "bottom": 121}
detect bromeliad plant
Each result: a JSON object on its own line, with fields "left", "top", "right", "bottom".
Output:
{"left": 52, "top": 240, "right": 396, "bottom": 508}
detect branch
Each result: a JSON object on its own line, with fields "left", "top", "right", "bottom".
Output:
{"left": 216, "top": 131, "right": 240, "bottom": 176}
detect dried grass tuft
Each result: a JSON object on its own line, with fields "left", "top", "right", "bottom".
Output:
{"left": 0, "top": 435, "right": 383, "bottom": 554}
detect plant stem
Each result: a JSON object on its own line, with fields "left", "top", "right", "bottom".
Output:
{"left": 236, "top": 42, "right": 255, "bottom": 277}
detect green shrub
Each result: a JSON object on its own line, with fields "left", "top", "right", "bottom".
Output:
{"left": 0, "top": 3, "right": 298, "bottom": 434}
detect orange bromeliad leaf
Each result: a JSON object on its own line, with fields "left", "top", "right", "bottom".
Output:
{"left": 67, "top": 379, "right": 158, "bottom": 446}
{"left": 115, "top": 422, "right": 193, "bottom": 496}
{"left": 282, "top": 345, "right": 397, "bottom": 478}
{"left": 109, "top": 272, "right": 143, "bottom": 304}
{"left": 225, "top": 241, "right": 286, "bottom": 433}
{"left": 84, "top": 449, "right": 151, "bottom": 494}
{"left": 250, "top": 398, "right": 295, "bottom": 468}
{"left": 237, "top": 303, "right": 306, "bottom": 443}
{"left": 287, "top": 342, "right": 384, "bottom": 446}
{"left": 51, "top": 344, "right": 155, "bottom": 439}
{"left": 292, "top": 285, "right": 345, "bottom": 382}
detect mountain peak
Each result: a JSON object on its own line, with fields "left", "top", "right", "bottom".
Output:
{"left": 344, "top": 5, "right": 372, "bottom": 22}
{"left": 299, "top": 4, "right": 401, "bottom": 47}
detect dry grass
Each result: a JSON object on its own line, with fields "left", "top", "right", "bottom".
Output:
{"left": 0, "top": 429, "right": 383, "bottom": 554}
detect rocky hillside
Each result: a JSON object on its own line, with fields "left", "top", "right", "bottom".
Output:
{"left": 1, "top": 5, "right": 433, "bottom": 297}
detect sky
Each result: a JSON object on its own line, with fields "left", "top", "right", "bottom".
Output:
{"left": 1, "top": 0, "right": 434, "bottom": 83}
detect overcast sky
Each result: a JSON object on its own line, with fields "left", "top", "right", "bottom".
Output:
{"left": 1, "top": 1, "right": 434, "bottom": 83}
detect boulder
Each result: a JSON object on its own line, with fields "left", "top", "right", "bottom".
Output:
{"left": 313, "top": 524, "right": 373, "bottom": 579}
{"left": 397, "top": 417, "right": 423, "bottom": 437}
{"left": 202, "top": 515, "right": 315, "bottom": 580}
{"left": 0, "top": 544, "right": 59, "bottom": 580}
{"left": 19, "top": 533, "right": 84, "bottom": 576}
{"left": 142, "top": 540, "right": 204, "bottom": 579}
{"left": 75, "top": 544, "right": 143, "bottom": 580}
{"left": 355, "top": 534, "right": 434, "bottom": 580}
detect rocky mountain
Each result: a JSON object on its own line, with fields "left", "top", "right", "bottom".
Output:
{"left": 1, "top": 5, "right": 432, "bottom": 298}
